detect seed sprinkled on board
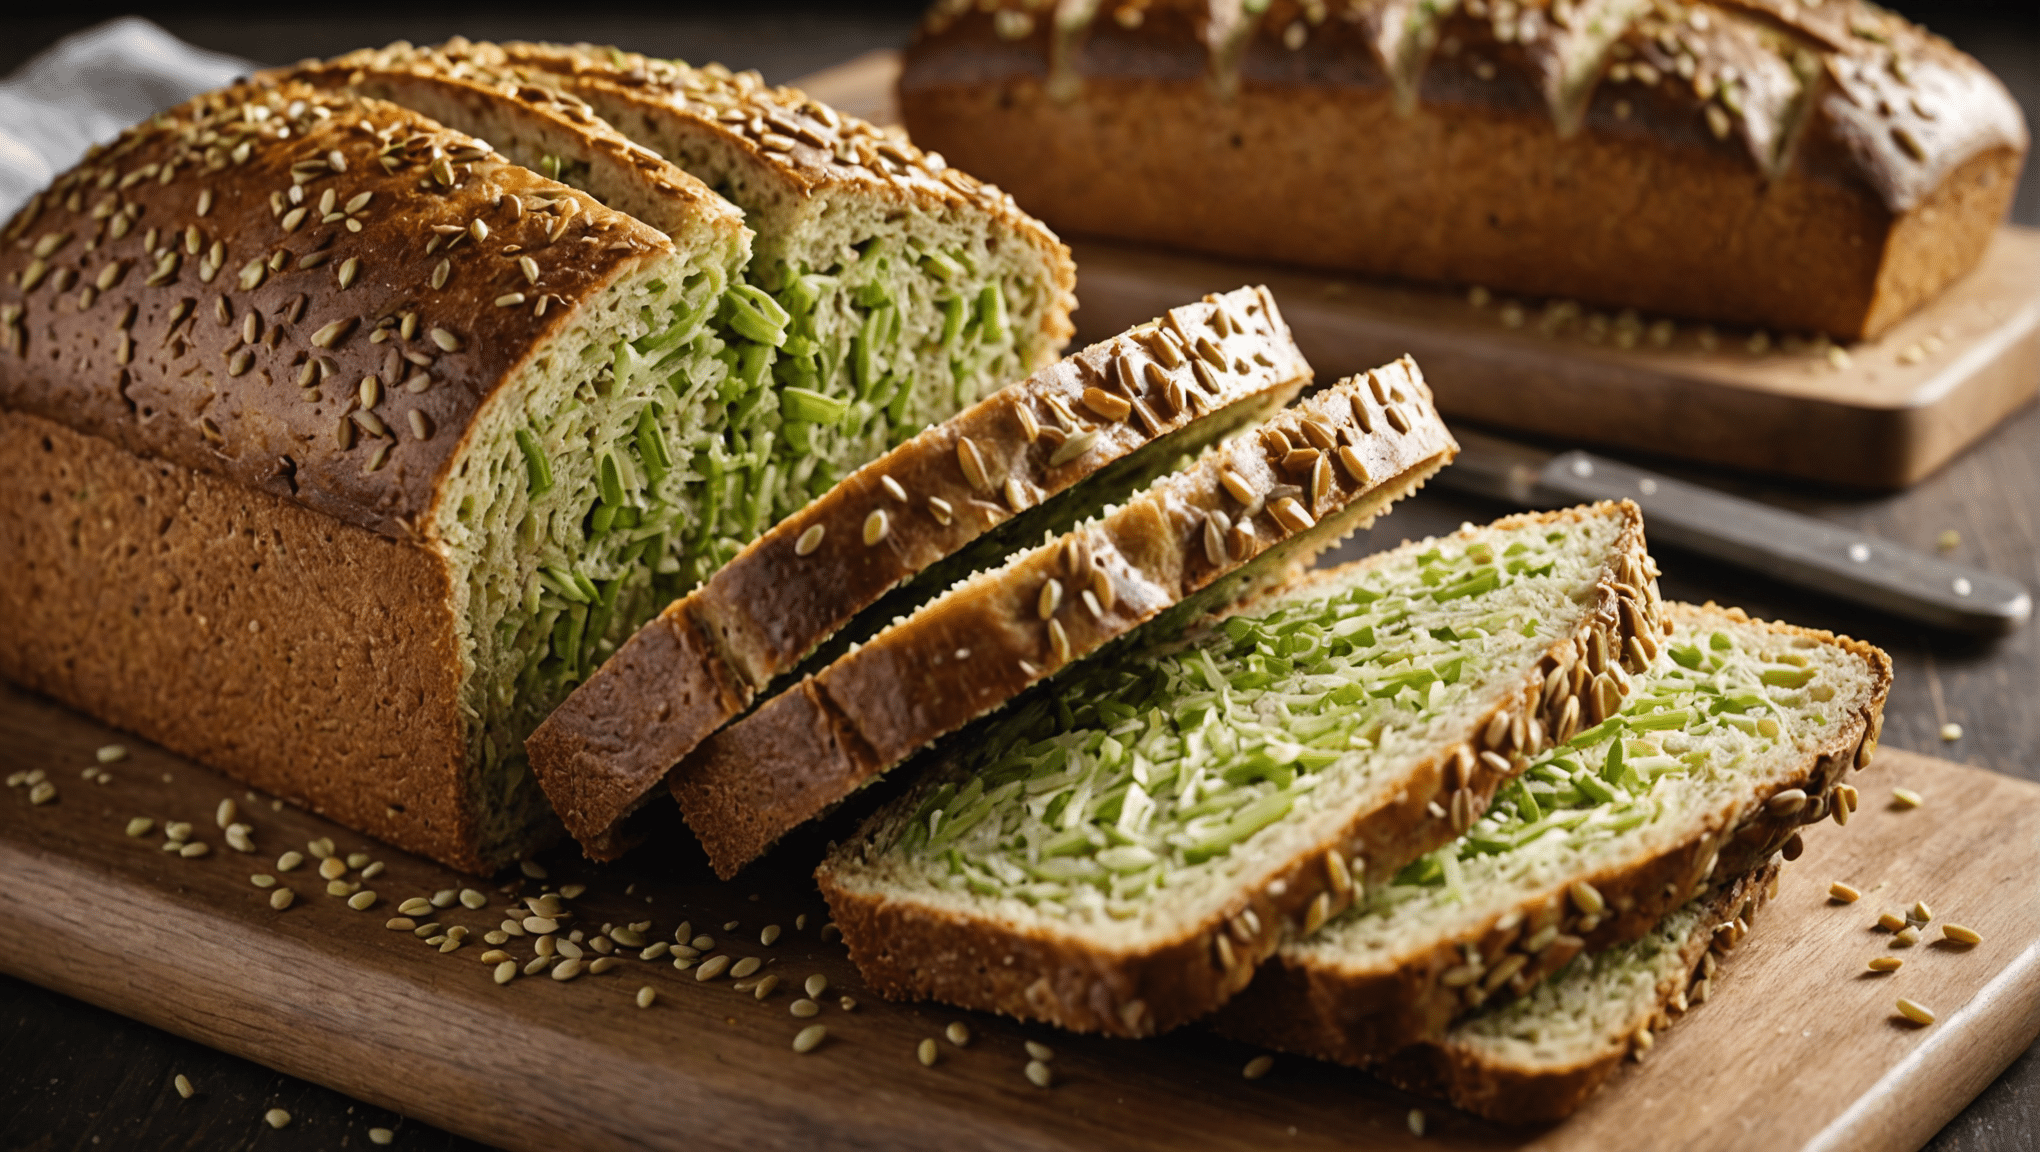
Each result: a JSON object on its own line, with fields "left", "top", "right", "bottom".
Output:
{"left": 793, "top": 1024, "right": 827, "bottom": 1053}
{"left": 1243, "top": 1055, "right": 1274, "bottom": 1080}
{"left": 174, "top": 1074, "right": 194, "bottom": 1099}
{"left": 1896, "top": 998, "right": 1936, "bottom": 1026}
{"left": 946, "top": 1021, "right": 971, "bottom": 1047}
{"left": 1025, "top": 1059, "right": 1052, "bottom": 1088}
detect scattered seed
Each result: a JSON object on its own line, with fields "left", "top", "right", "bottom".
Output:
{"left": 524, "top": 916, "right": 558, "bottom": 934}
{"left": 174, "top": 1074, "right": 193, "bottom": 1099}
{"left": 793, "top": 1024, "right": 828, "bottom": 1053}
{"left": 695, "top": 955, "right": 732, "bottom": 981}
{"left": 493, "top": 960, "right": 518, "bottom": 985}
{"left": 265, "top": 1108, "right": 291, "bottom": 1129}
{"left": 552, "top": 958, "right": 585, "bottom": 981}
{"left": 125, "top": 816, "right": 155, "bottom": 838}
{"left": 251, "top": 874, "right": 276, "bottom": 889}
{"left": 1243, "top": 1055, "right": 1274, "bottom": 1080}
{"left": 1025, "top": 1041, "right": 1056, "bottom": 1062}
{"left": 277, "top": 851, "right": 304, "bottom": 872}
{"left": 918, "top": 1038, "right": 939, "bottom": 1066}
{"left": 1896, "top": 998, "right": 1936, "bottom": 1026}
{"left": 180, "top": 841, "right": 210, "bottom": 858}
{"left": 318, "top": 856, "right": 347, "bottom": 880}
{"left": 1025, "top": 1059, "right": 1052, "bottom": 1088}
{"left": 307, "top": 838, "right": 335, "bottom": 859}
{"left": 1868, "top": 956, "right": 1903, "bottom": 972}
{"left": 754, "top": 974, "right": 781, "bottom": 1000}
{"left": 1830, "top": 882, "right": 1861, "bottom": 903}
{"left": 589, "top": 957, "right": 619, "bottom": 974}
{"left": 946, "top": 1022, "right": 971, "bottom": 1047}
{"left": 839, "top": 996, "right": 857, "bottom": 1012}
{"left": 1940, "top": 723, "right": 1963, "bottom": 742}
{"left": 559, "top": 883, "right": 587, "bottom": 900}
{"left": 165, "top": 821, "right": 192, "bottom": 843}
{"left": 430, "top": 888, "right": 459, "bottom": 908}
{"left": 1913, "top": 901, "right": 1934, "bottom": 924}
{"left": 1892, "top": 787, "right": 1924, "bottom": 809}
{"left": 731, "top": 957, "right": 762, "bottom": 979}
{"left": 459, "top": 888, "right": 487, "bottom": 910}
{"left": 526, "top": 956, "right": 551, "bottom": 976}
{"left": 791, "top": 998, "right": 820, "bottom": 1018}
{"left": 225, "top": 825, "right": 255, "bottom": 853}
{"left": 805, "top": 974, "right": 829, "bottom": 998}
{"left": 385, "top": 918, "right": 415, "bottom": 931}
{"left": 1878, "top": 911, "right": 1909, "bottom": 932}
{"left": 369, "top": 1128, "right": 394, "bottom": 1146}
{"left": 348, "top": 890, "right": 378, "bottom": 911}
{"left": 98, "top": 744, "right": 128, "bottom": 764}
{"left": 28, "top": 781, "right": 58, "bottom": 804}
{"left": 399, "top": 898, "right": 432, "bottom": 916}
{"left": 760, "top": 924, "right": 781, "bottom": 946}
{"left": 1944, "top": 924, "right": 1982, "bottom": 946}
{"left": 480, "top": 949, "right": 511, "bottom": 964}
{"left": 1408, "top": 1109, "right": 1426, "bottom": 1137}
{"left": 1893, "top": 926, "right": 1921, "bottom": 947}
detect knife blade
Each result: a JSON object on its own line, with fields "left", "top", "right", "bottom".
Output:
{"left": 1436, "top": 427, "right": 2031, "bottom": 636}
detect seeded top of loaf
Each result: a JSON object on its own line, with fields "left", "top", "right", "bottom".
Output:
{"left": 910, "top": 0, "right": 2027, "bottom": 214}
{"left": 276, "top": 42, "right": 749, "bottom": 244}
{"left": 0, "top": 80, "right": 675, "bottom": 540}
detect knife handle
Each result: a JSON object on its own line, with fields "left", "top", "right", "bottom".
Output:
{"left": 1537, "top": 452, "right": 2032, "bottom": 636}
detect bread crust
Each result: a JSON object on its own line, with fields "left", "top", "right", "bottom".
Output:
{"left": 528, "top": 287, "right": 1310, "bottom": 857}
{"left": 0, "top": 411, "right": 512, "bottom": 871}
{"left": 0, "top": 80, "right": 673, "bottom": 543}
{"left": 273, "top": 44, "right": 749, "bottom": 249}
{"left": 1374, "top": 859, "right": 1783, "bottom": 1125}
{"left": 901, "top": 0, "right": 2027, "bottom": 338}
{"left": 1214, "top": 603, "right": 1891, "bottom": 1064}
{"left": 816, "top": 499, "right": 1669, "bottom": 1036}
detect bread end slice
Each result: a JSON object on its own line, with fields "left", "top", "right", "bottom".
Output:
{"left": 1378, "top": 860, "right": 1782, "bottom": 1124}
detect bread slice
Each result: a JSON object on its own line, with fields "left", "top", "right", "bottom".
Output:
{"left": 1377, "top": 860, "right": 1782, "bottom": 1124}
{"left": 529, "top": 287, "right": 1311, "bottom": 857}
{"left": 816, "top": 499, "right": 1671, "bottom": 1036}
{"left": 444, "top": 38, "right": 1078, "bottom": 527}
{"left": 1215, "top": 603, "right": 1889, "bottom": 1063}
{"left": 684, "top": 359, "right": 1459, "bottom": 879}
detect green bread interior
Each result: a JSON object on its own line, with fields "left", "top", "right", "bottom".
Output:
{"left": 840, "top": 511, "right": 1630, "bottom": 942}
{"left": 1295, "top": 610, "right": 1867, "bottom": 977}
{"left": 435, "top": 241, "right": 794, "bottom": 857}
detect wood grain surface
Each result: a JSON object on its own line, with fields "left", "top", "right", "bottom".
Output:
{"left": 3, "top": 679, "right": 2036, "bottom": 1152}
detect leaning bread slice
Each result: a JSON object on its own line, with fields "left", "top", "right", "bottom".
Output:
{"left": 530, "top": 287, "right": 1310, "bottom": 857}
{"left": 685, "top": 359, "right": 1459, "bottom": 878}
{"left": 431, "top": 38, "right": 1078, "bottom": 526}
{"left": 1214, "top": 603, "right": 1890, "bottom": 1063}
{"left": 1376, "top": 860, "right": 1782, "bottom": 1124}
{"left": 815, "top": 498, "right": 1671, "bottom": 1036}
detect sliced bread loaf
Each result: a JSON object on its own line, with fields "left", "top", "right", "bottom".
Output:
{"left": 0, "top": 80, "right": 751, "bottom": 869}
{"left": 816, "top": 500, "right": 1668, "bottom": 1036}
{"left": 1377, "top": 860, "right": 1782, "bottom": 1124}
{"left": 683, "top": 359, "right": 1459, "bottom": 878}
{"left": 529, "top": 287, "right": 1310, "bottom": 857}
{"left": 1216, "top": 603, "right": 1889, "bottom": 1063}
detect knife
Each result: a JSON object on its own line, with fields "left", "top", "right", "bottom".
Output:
{"left": 1434, "top": 427, "right": 2032, "bottom": 636}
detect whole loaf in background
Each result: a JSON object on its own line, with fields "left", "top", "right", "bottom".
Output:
{"left": 901, "top": 0, "right": 2028, "bottom": 340}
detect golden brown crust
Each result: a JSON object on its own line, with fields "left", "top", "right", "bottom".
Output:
{"left": 0, "top": 411, "right": 522, "bottom": 872}
{"left": 1375, "top": 859, "right": 1783, "bottom": 1125}
{"left": 528, "top": 287, "right": 1310, "bottom": 857}
{"left": 0, "top": 80, "right": 672, "bottom": 542}
{"left": 693, "top": 358, "right": 1459, "bottom": 881}
{"left": 817, "top": 499, "right": 1670, "bottom": 1036}
{"left": 271, "top": 44, "right": 749, "bottom": 246}
{"left": 1214, "top": 603, "right": 1892, "bottom": 1064}
{"left": 902, "top": 0, "right": 2027, "bottom": 338}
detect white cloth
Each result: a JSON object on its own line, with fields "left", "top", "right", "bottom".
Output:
{"left": 0, "top": 18, "right": 253, "bottom": 221}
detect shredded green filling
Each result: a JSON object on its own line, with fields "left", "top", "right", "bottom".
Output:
{"left": 883, "top": 519, "right": 1616, "bottom": 921}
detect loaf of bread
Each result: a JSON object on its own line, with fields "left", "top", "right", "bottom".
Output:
{"left": 528, "top": 287, "right": 1310, "bottom": 859}
{"left": 0, "top": 65, "right": 1074, "bottom": 873}
{"left": 818, "top": 501, "right": 1665, "bottom": 1035}
{"left": 1215, "top": 602, "right": 1887, "bottom": 1066}
{"left": 901, "top": 0, "right": 2028, "bottom": 339}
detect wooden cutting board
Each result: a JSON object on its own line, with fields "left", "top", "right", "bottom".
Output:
{"left": 798, "top": 50, "right": 2040, "bottom": 491}
{"left": 4, "top": 681, "right": 2037, "bottom": 1152}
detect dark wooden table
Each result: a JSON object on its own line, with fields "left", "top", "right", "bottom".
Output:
{"left": 4, "top": 5, "right": 2036, "bottom": 1149}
